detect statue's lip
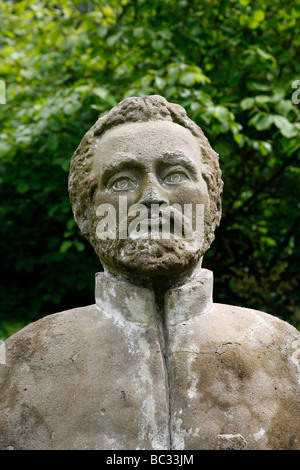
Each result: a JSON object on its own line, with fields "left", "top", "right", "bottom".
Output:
{"left": 127, "top": 215, "right": 187, "bottom": 237}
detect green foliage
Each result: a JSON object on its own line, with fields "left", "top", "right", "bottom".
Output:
{"left": 0, "top": 0, "right": 299, "bottom": 339}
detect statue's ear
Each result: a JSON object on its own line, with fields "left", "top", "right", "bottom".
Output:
{"left": 71, "top": 199, "right": 91, "bottom": 241}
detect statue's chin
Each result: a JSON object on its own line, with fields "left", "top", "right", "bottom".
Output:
{"left": 96, "top": 236, "right": 203, "bottom": 285}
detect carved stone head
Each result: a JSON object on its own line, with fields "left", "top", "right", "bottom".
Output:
{"left": 68, "top": 95, "right": 223, "bottom": 286}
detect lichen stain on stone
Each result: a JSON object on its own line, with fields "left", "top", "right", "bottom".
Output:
{"left": 290, "top": 338, "right": 300, "bottom": 384}
{"left": 253, "top": 427, "right": 267, "bottom": 441}
{"left": 186, "top": 354, "right": 199, "bottom": 400}
{"left": 172, "top": 413, "right": 201, "bottom": 450}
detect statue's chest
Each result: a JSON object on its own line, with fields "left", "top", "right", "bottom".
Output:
{"left": 5, "top": 318, "right": 298, "bottom": 450}
{"left": 65, "top": 322, "right": 284, "bottom": 450}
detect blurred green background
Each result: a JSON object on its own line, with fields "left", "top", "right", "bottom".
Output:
{"left": 0, "top": 0, "right": 299, "bottom": 340}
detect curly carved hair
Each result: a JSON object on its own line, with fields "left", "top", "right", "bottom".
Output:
{"left": 68, "top": 95, "right": 223, "bottom": 255}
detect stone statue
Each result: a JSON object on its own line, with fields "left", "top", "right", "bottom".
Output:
{"left": 1, "top": 95, "right": 300, "bottom": 450}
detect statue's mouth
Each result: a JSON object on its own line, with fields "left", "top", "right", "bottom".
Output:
{"left": 95, "top": 200, "right": 203, "bottom": 243}
{"left": 127, "top": 214, "right": 187, "bottom": 239}
{"left": 123, "top": 207, "right": 196, "bottom": 241}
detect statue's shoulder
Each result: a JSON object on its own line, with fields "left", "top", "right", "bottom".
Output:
{"left": 205, "top": 303, "right": 300, "bottom": 359}
{"left": 2, "top": 304, "right": 110, "bottom": 369}
{"left": 212, "top": 302, "right": 299, "bottom": 336}
{"left": 0, "top": 304, "right": 138, "bottom": 450}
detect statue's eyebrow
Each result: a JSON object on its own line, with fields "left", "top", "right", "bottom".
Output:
{"left": 159, "top": 151, "right": 199, "bottom": 179}
{"left": 100, "top": 154, "right": 141, "bottom": 185}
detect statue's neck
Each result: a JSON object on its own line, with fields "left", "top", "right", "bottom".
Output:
{"left": 95, "top": 266, "right": 213, "bottom": 327}
{"left": 102, "top": 257, "right": 203, "bottom": 297}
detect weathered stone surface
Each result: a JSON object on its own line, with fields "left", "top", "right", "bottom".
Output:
{"left": 1, "top": 95, "right": 300, "bottom": 450}
{"left": 0, "top": 270, "right": 299, "bottom": 450}
{"left": 216, "top": 434, "right": 247, "bottom": 450}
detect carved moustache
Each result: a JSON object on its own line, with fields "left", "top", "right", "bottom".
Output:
{"left": 95, "top": 200, "right": 204, "bottom": 242}
{"left": 120, "top": 205, "right": 194, "bottom": 241}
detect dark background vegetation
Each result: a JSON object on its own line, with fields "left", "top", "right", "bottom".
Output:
{"left": 0, "top": 0, "right": 299, "bottom": 339}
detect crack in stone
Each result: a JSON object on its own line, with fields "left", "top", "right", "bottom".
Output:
{"left": 154, "top": 295, "right": 172, "bottom": 450}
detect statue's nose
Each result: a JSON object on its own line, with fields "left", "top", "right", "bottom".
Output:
{"left": 139, "top": 177, "right": 168, "bottom": 208}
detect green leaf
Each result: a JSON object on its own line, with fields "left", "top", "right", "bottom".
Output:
{"left": 240, "top": 97, "right": 254, "bottom": 110}
{"left": 255, "top": 95, "right": 272, "bottom": 104}
{"left": 154, "top": 76, "right": 166, "bottom": 90}
{"left": 97, "top": 26, "right": 108, "bottom": 38}
{"left": 75, "top": 85, "right": 90, "bottom": 93}
{"left": 254, "top": 10, "right": 265, "bottom": 22}
{"left": 247, "top": 82, "right": 272, "bottom": 92}
{"left": 16, "top": 182, "right": 29, "bottom": 194}
{"left": 140, "top": 74, "right": 153, "bottom": 88}
{"left": 179, "top": 73, "right": 196, "bottom": 87}
{"left": 93, "top": 87, "right": 108, "bottom": 99}
{"left": 107, "top": 32, "right": 122, "bottom": 47}
{"left": 151, "top": 40, "right": 164, "bottom": 51}
{"left": 60, "top": 241, "right": 73, "bottom": 253}
{"left": 75, "top": 241, "right": 85, "bottom": 252}
{"left": 67, "top": 219, "right": 76, "bottom": 230}
{"left": 64, "top": 103, "right": 73, "bottom": 115}
{"left": 271, "top": 88, "right": 286, "bottom": 101}
{"left": 0, "top": 141, "right": 12, "bottom": 158}
{"left": 255, "top": 115, "right": 274, "bottom": 131}
{"left": 273, "top": 115, "right": 298, "bottom": 138}
{"left": 274, "top": 100, "right": 293, "bottom": 117}
{"left": 249, "top": 9, "right": 266, "bottom": 29}
{"left": 255, "top": 47, "right": 276, "bottom": 64}
{"left": 261, "top": 236, "right": 277, "bottom": 247}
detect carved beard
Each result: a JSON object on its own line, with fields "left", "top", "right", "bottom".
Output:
{"left": 97, "top": 236, "right": 202, "bottom": 277}
{"left": 93, "top": 210, "right": 204, "bottom": 282}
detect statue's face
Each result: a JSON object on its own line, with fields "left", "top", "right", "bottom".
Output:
{"left": 91, "top": 120, "right": 210, "bottom": 281}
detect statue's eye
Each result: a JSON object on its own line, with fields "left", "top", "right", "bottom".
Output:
{"left": 164, "top": 171, "right": 189, "bottom": 185}
{"left": 111, "top": 177, "right": 137, "bottom": 191}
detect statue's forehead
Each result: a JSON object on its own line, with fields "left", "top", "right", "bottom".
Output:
{"left": 92, "top": 120, "right": 201, "bottom": 170}
{"left": 98, "top": 119, "right": 197, "bottom": 143}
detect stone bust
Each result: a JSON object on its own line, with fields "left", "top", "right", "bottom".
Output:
{"left": 68, "top": 94, "right": 223, "bottom": 290}
{"left": 0, "top": 95, "right": 300, "bottom": 450}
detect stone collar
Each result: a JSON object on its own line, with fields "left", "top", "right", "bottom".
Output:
{"left": 95, "top": 269, "right": 213, "bottom": 326}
